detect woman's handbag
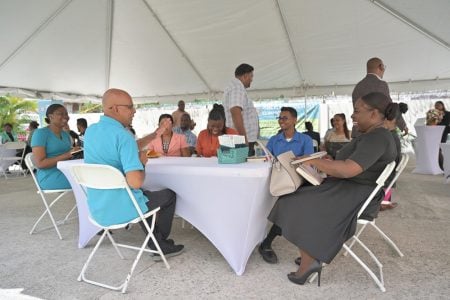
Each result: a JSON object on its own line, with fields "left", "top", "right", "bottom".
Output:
{"left": 269, "top": 150, "right": 304, "bottom": 196}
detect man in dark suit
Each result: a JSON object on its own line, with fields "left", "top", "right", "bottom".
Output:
{"left": 352, "top": 57, "right": 407, "bottom": 137}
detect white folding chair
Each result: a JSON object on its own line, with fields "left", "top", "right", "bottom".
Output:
{"left": 25, "top": 153, "right": 76, "bottom": 240}
{"left": 309, "top": 161, "right": 396, "bottom": 292}
{"left": 345, "top": 154, "right": 409, "bottom": 258}
{"left": 0, "top": 141, "right": 27, "bottom": 178}
{"left": 312, "top": 139, "right": 319, "bottom": 152}
{"left": 70, "top": 163, "right": 170, "bottom": 293}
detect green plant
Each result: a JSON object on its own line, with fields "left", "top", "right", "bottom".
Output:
{"left": 0, "top": 95, "right": 37, "bottom": 132}
{"left": 79, "top": 101, "right": 102, "bottom": 113}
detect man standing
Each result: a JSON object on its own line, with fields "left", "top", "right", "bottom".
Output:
{"left": 84, "top": 88, "right": 184, "bottom": 259}
{"left": 172, "top": 100, "right": 185, "bottom": 127}
{"left": 352, "top": 57, "right": 407, "bottom": 136}
{"left": 223, "top": 63, "right": 259, "bottom": 156}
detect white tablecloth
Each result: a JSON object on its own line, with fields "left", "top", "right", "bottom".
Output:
{"left": 58, "top": 157, "right": 276, "bottom": 275}
{"left": 440, "top": 143, "right": 450, "bottom": 183}
{"left": 413, "top": 125, "right": 445, "bottom": 175}
{"left": 57, "top": 160, "right": 102, "bottom": 248}
{"left": 144, "top": 157, "right": 275, "bottom": 275}
{"left": 0, "top": 145, "right": 16, "bottom": 173}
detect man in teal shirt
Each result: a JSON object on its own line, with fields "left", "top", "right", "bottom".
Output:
{"left": 84, "top": 88, "right": 184, "bottom": 258}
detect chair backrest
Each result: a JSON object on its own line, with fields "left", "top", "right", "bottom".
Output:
{"left": 70, "top": 164, "right": 128, "bottom": 189}
{"left": 357, "top": 161, "right": 396, "bottom": 218}
{"left": 25, "top": 153, "right": 45, "bottom": 193}
{"left": 385, "top": 153, "right": 409, "bottom": 192}
{"left": 69, "top": 164, "right": 146, "bottom": 224}
{"left": 312, "top": 139, "right": 319, "bottom": 151}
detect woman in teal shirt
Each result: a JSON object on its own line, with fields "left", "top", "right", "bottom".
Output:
{"left": 31, "top": 104, "right": 73, "bottom": 190}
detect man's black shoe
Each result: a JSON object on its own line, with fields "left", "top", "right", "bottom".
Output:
{"left": 148, "top": 239, "right": 184, "bottom": 261}
{"left": 258, "top": 244, "right": 278, "bottom": 264}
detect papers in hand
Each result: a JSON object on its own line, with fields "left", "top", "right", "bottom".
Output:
{"left": 71, "top": 148, "right": 83, "bottom": 155}
{"left": 218, "top": 135, "right": 246, "bottom": 148}
{"left": 291, "top": 151, "right": 327, "bottom": 165}
{"left": 296, "top": 164, "right": 324, "bottom": 186}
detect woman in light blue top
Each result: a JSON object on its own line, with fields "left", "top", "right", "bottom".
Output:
{"left": 31, "top": 104, "right": 73, "bottom": 190}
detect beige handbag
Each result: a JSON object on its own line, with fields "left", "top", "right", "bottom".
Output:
{"left": 269, "top": 150, "right": 304, "bottom": 197}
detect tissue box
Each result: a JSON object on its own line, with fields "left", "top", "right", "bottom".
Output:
{"left": 217, "top": 146, "right": 249, "bottom": 164}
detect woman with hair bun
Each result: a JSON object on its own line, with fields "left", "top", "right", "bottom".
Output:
{"left": 196, "top": 104, "right": 238, "bottom": 157}
{"left": 31, "top": 104, "right": 73, "bottom": 189}
{"left": 260, "top": 92, "right": 397, "bottom": 286}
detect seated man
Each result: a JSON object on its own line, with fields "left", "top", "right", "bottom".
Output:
{"left": 259, "top": 106, "right": 314, "bottom": 264}
{"left": 303, "top": 121, "right": 320, "bottom": 152}
{"left": 84, "top": 88, "right": 184, "bottom": 259}
{"left": 173, "top": 113, "right": 197, "bottom": 155}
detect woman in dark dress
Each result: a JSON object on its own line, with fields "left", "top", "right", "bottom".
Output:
{"left": 266, "top": 92, "right": 397, "bottom": 286}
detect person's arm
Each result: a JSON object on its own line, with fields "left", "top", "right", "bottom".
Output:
{"left": 230, "top": 106, "right": 247, "bottom": 142}
{"left": 125, "top": 170, "right": 145, "bottom": 189}
{"left": 32, "top": 146, "right": 72, "bottom": 169}
{"left": 136, "top": 118, "right": 170, "bottom": 150}
{"left": 181, "top": 147, "right": 191, "bottom": 157}
{"left": 305, "top": 158, "right": 363, "bottom": 178}
{"left": 125, "top": 150, "right": 148, "bottom": 189}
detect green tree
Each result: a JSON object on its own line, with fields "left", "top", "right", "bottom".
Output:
{"left": 79, "top": 101, "right": 102, "bottom": 113}
{"left": 0, "top": 95, "right": 38, "bottom": 131}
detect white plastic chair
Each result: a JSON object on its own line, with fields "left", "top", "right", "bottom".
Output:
{"left": 25, "top": 153, "right": 76, "bottom": 239}
{"left": 345, "top": 154, "right": 410, "bottom": 258}
{"left": 0, "top": 141, "right": 27, "bottom": 178}
{"left": 309, "top": 161, "right": 396, "bottom": 292}
{"left": 69, "top": 163, "right": 170, "bottom": 293}
{"left": 312, "top": 139, "right": 319, "bottom": 152}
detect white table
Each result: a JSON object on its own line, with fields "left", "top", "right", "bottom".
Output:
{"left": 144, "top": 157, "right": 275, "bottom": 275}
{"left": 57, "top": 160, "right": 102, "bottom": 248}
{"left": 0, "top": 145, "right": 16, "bottom": 174}
{"left": 440, "top": 143, "right": 450, "bottom": 183}
{"left": 413, "top": 125, "right": 445, "bottom": 175}
{"left": 59, "top": 157, "right": 275, "bottom": 275}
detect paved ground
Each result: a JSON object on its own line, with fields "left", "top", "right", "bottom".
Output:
{"left": 0, "top": 158, "right": 449, "bottom": 299}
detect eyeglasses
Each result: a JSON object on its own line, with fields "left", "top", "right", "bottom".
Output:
{"left": 379, "top": 64, "right": 387, "bottom": 70}
{"left": 277, "top": 116, "right": 289, "bottom": 121}
{"left": 110, "top": 104, "right": 135, "bottom": 109}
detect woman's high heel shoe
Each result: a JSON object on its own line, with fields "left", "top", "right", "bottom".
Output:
{"left": 287, "top": 259, "right": 322, "bottom": 286}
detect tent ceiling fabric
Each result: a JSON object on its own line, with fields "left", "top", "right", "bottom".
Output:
{"left": 0, "top": 0, "right": 449, "bottom": 103}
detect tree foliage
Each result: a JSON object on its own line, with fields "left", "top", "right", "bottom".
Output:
{"left": 0, "top": 95, "right": 38, "bottom": 129}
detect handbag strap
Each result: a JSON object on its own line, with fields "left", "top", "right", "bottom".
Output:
{"left": 256, "top": 140, "right": 274, "bottom": 162}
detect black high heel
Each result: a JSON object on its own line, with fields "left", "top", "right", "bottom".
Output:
{"left": 287, "top": 259, "right": 322, "bottom": 286}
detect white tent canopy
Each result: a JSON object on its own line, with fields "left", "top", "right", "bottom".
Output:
{"left": 0, "top": 0, "right": 449, "bottom": 103}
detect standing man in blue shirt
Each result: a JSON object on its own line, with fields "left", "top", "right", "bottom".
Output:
{"left": 84, "top": 88, "right": 184, "bottom": 259}
{"left": 259, "top": 106, "right": 314, "bottom": 264}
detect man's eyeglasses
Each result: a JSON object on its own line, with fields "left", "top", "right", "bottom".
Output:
{"left": 277, "top": 116, "right": 289, "bottom": 121}
{"left": 110, "top": 104, "right": 135, "bottom": 109}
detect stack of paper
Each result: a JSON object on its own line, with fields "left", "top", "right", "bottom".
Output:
{"left": 218, "top": 135, "right": 246, "bottom": 148}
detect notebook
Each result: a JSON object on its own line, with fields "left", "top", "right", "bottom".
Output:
{"left": 295, "top": 164, "right": 325, "bottom": 186}
{"left": 291, "top": 151, "right": 327, "bottom": 165}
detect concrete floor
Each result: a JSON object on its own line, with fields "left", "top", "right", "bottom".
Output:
{"left": 0, "top": 159, "right": 449, "bottom": 299}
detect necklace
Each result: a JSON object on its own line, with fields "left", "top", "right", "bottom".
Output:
{"left": 161, "top": 134, "right": 172, "bottom": 154}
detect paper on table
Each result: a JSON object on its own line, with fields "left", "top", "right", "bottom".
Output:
{"left": 218, "top": 135, "right": 246, "bottom": 148}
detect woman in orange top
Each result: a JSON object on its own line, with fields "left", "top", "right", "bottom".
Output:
{"left": 196, "top": 104, "right": 238, "bottom": 157}
{"left": 147, "top": 114, "right": 190, "bottom": 157}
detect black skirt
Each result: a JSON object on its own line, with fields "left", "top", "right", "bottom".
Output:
{"left": 268, "top": 177, "right": 374, "bottom": 264}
